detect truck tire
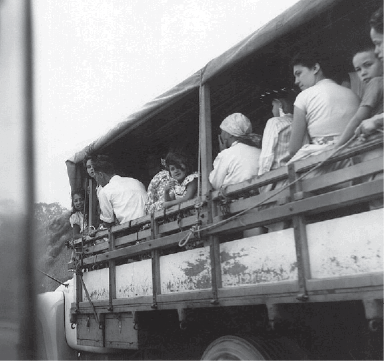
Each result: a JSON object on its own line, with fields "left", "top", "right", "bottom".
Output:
{"left": 201, "top": 335, "right": 306, "bottom": 360}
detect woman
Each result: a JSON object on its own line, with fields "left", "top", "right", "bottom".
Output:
{"left": 288, "top": 50, "right": 360, "bottom": 163}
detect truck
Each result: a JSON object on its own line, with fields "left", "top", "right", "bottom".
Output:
{"left": 37, "top": 0, "right": 383, "bottom": 359}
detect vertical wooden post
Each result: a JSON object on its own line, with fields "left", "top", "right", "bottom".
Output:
{"left": 288, "top": 163, "right": 311, "bottom": 300}
{"left": 209, "top": 235, "right": 222, "bottom": 304}
{"left": 199, "top": 82, "right": 213, "bottom": 197}
{"left": 151, "top": 214, "right": 161, "bottom": 308}
{"left": 88, "top": 178, "right": 94, "bottom": 228}
{"left": 108, "top": 229, "right": 116, "bottom": 311}
{"left": 199, "top": 81, "right": 221, "bottom": 303}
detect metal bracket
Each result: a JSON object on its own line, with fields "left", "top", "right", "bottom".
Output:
{"left": 177, "top": 308, "right": 187, "bottom": 330}
{"left": 363, "top": 299, "right": 383, "bottom": 332}
{"left": 266, "top": 303, "right": 295, "bottom": 332}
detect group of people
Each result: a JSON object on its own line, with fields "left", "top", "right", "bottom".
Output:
{"left": 69, "top": 7, "right": 383, "bottom": 239}
{"left": 69, "top": 151, "right": 200, "bottom": 238}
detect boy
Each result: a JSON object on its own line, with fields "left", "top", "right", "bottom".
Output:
{"left": 337, "top": 46, "right": 383, "bottom": 146}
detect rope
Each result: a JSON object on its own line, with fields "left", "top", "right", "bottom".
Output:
{"left": 37, "top": 269, "right": 69, "bottom": 287}
{"left": 185, "top": 135, "right": 358, "bottom": 237}
{"left": 79, "top": 273, "right": 100, "bottom": 324}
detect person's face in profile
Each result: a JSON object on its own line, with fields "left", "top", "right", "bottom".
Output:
{"left": 370, "top": 28, "right": 383, "bottom": 63}
{"left": 86, "top": 159, "right": 95, "bottom": 178}
{"left": 293, "top": 64, "right": 318, "bottom": 90}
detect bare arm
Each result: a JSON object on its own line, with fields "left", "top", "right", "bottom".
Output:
{"left": 336, "top": 106, "right": 371, "bottom": 146}
{"left": 72, "top": 224, "right": 82, "bottom": 239}
{"left": 355, "top": 113, "right": 384, "bottom": 136}
{"left": 163, "top": 178, "right": 198, "bottom": 209}
{"left": 289, "top": 106, "right": 308, "bottom": 157}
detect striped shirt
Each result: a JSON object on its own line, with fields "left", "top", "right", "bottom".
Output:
{"left": 258, "top": 114, "right": 292, "bottom": 176}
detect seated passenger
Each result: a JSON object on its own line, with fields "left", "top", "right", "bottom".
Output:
{"left": 145, "top": 158, "right": 171, "bottom": 214}
{"left": 258, "top": 89, "right": 296, "bottom": 188}
{"left": 288, "top": 49, "right": 360, "bottom": 163}
{"left": 357, "top": 6, "right": 384, "bottom": 135}
{"left": 209, "top": 113, "right": 261, "bottom": 190}
{"left": 336, "top": 45, "right": 383, "bottom": 146}
{"left": 354, "top": 7, "right": 383, "bottom": 210}
{"left": 92, "top": 157, "right": 147, "bottom": 226}
{"left": 69, "top": 189, "right": 88, "bottom": 239}
{"left": 163, "top": 151, "right": 198, "bottom": 209}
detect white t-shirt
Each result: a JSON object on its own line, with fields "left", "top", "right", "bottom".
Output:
{"left": 294, "top": 79, "right": 359, "bottom": 139}
{"left": 209, "top": 142, "right": 261, "bottom": 190}
{"left": 98, "top": 175, "right": 147, "bottom": 225}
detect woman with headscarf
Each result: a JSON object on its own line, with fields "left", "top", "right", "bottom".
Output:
{"left": 209, "top": 113, "right": 261, "bottom": 190}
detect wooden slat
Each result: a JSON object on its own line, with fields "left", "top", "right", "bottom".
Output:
{"left": 302, "top": 156, "right": 383, "bottom": 193}
{"left": 79, "top": 230, "right": 193, "bottom": 266}
{"left": 199, "top": 83, "right": 213, "bottom": 196}
{"left": 211, "top": 166, "right": 288, "bottom": 201}
{"left": 208, "top": 179, "right": 383, "bottom": 235}
{"left": 288, "top": 163, "right": 310, "bottom": 299}
{"left": 227, "top": 188, "right": 290, "bottom": 214}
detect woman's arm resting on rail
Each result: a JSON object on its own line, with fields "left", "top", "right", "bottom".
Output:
{"left": 289, "top": 106, "right": 308, "bottom": 157}
{"left": 163, "top": 179, "right": 198, "bottom": 209}
{"left": 336, "top": 106, "right": 371, "bottom": 146}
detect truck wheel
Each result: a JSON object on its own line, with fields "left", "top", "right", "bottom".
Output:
{"left": 201, "top": 335, "right": 306, "bottom": 360}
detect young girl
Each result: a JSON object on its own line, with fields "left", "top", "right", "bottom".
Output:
{"left": 163, "top": 152, "right": 198, "bottom": 209}
{"left": 69, "top": 189, "right": 88, "bottom": 239}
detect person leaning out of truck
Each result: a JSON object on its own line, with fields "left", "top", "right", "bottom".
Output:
{"left": 209, "top": 113, "right": 261, "bottom": 191}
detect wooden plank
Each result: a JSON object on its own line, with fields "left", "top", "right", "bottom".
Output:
{"left": 80, "top": 230, "right": 194, "bottom": 266}
{"left": 228, "top": 188, "right": 290, "bottom": 214}
{"left": 307, "top": 273, "right": 383, "bottom": 291}
{"left": 209, "top": 236, "right": 221, "bottom": 304}
{"left": 153, "top": 199, "right": 198, "bottom": 219}
{"left": 288, "top": 163, "right": 310, "bottom": 300}
{"left": 158, "top": 213, "right": 202, "bottom": 234}
{"left": 199, "top": 83, "right": 213, "bottom": 196}
{"left": 108, "top": 230, "right": 116, "bottom": 311}
{"left": 207, "top": 179, "right": 383, "bottom": 235}
{"left": 211, "top": 166, "right": 288, "bottom": 201}
{"left": 302, "top": 156, "right": 383, "bottom": 193}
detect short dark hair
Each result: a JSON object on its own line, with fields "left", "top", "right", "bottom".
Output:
{"left": 353, "top": 44, "right": 376, "bottom": 58}
{"left": 370, "top": 7, "right": 383, "bottom": 34}
{"left": 165, "top": 151, "right": 193, "bottom": 175}
{"left": 92, "top": 155, "right": 115, "bottom": 175}
{"left": 290, "top": 49, "right": 333, "bottom": 79}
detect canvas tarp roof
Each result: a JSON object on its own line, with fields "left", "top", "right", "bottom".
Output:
{"left": 66, "top": 0, "right": 340, "bottom": 191}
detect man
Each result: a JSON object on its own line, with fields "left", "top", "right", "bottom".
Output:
{"left": 258, "top": 90, "right": 296, "bottom": 192}
{"left": 209, "top": 113, "right": 261, "bottom": 190}
{"left": 92, "top": 156, "right": 147, "bottom": 226}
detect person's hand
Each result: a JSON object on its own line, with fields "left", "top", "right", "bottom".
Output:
{"left": 163, "top": 201, "right": 171, "bottom": 209}
{"left": 355, "top": 114, "right": 383, "bottom": 137}
{"left": 165, "top": 179, "right": 177, "bottom": 192}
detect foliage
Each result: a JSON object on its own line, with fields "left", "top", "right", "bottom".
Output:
{"left": 34, "top": 202, "right": 74, "bottom": 292}
{"left": 34, "top": 202, "right": 68, "bottom": 228}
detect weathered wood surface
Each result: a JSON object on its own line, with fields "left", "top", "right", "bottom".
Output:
{"left": 308, "top": 209, "right": 383, "bottom": 278}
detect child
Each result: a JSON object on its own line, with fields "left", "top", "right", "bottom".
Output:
{"left": 337, "top": 45, "right": 383, "bottom": 146}
{"left": 69, "top": 189, "right": 88, "bottom": 239}
{"left": 163, "top": 152, "right": 198, "bottom": 209}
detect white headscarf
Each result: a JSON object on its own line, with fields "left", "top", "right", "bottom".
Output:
{"left": 220, "top": 113, "right": 252, "bottom": 137}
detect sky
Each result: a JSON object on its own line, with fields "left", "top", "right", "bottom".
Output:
{"left": 32, "top": 0, "right": 300, "bottom": 208}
